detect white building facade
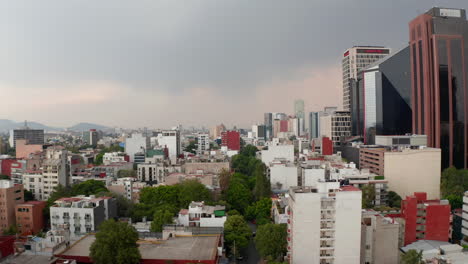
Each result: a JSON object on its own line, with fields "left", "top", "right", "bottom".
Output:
{"left": 288, "top": 182, "right": 362, "bottom": 264}
{"left": 177, "top": 201, "right": 227, "bottom": 228}
{"left": 125, "top": 133, "right": 150, "bottom": 162}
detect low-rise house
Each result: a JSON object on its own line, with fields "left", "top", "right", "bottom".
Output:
{"left": 177, "top": 201, "right": 227, "bottom": 228}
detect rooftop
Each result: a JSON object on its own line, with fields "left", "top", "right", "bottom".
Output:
{"left": 56, "top": 234, "right": 220, "bottom": 261}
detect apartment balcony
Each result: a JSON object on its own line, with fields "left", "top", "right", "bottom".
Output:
{"left": 320, "top": 242, "right": 334, "bottom": 250}
{"left": 52, "top": 215, "right": 59, "bottom": 219}
{"left": 74, "top": 216, "right": 81, "bottom": 220}
{"left": 189, "top": 217, "right": 201, "bottom": 221}
{"left": 320, "top": 224, "right": 335, "bottom": 230}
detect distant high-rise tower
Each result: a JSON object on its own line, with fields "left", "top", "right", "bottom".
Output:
{"left": 342, "top": 46, "right": 391, "bottom": 111}
{"left": 409, "top": 7, "right": 468, "bottom": 169}
{"left": 294, "top": 100, "right": 305, "bottom": 136}
{"left": 264, "top": 113, "right": 273, "bottom": 139}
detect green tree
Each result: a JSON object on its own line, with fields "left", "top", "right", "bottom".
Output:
{"left": 177, "top": 179, "right": 212, "bottom": 208}
{"left": 240, "top": 145, "right": 258, "bottom": 157}
{"left": 255, "top": 224, "right": 287, "bottom": 261}
{"left": 90, "top": 219, "right": 141, "bottom": 264}
{"left": 445, "top": 194, "right": 463, "bottom": 209}
{"left": 224, "top": 215, "right": 252, "bottom": 256}
{"left": 441, "top": 167, "right": 468, "bottom": 197}
{"left": 24, "top": 190, "right": 34, "bottom": 201}
{"left": 71, "top": 180, "right": 108, "bottom": 196}
{"left": 2, "top": 225, "right": 18, "bottom": 235}
{"left": 150, "top": 209, "right": 174, "bottom": 232}
{"left": 139, "top": 185, "right": 180, "bottom": 209}
{"left": 361, "top": 185, "right": 376, "bottom": 209}
{"left": 219, "top": 168, "right": 231, "bottom": 193}
{"left": 387, "top": 191, "right": 402, "bottom": 208}
{"left": 225, "top": 177, "right": 252, "bottom": 214}
{"left": 254, "top": 163, "right": 270, "bottom": 200}
{"left": 184, "top": 139, "right": 198, "bottom": 154}
{"left": 401, "top": 249, "right": 423, "bottom": 264}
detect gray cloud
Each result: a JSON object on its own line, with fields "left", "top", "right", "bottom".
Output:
{"left": 0, "top": 0, "right": 466, "bottom": 127}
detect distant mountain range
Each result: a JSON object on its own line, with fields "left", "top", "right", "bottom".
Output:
{"left": 0, "top": 119, "right": 110, "bottom": 132}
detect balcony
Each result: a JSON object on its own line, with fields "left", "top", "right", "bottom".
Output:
{"left": 189, "top": 217, "right": 201, "bottom": 221}
{"left": 320, "top": 224, "right": 335, "bottom": 230}
{"left": 320, "top": 242, "right": 334, "bottom": 249}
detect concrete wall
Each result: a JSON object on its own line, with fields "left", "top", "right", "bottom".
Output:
{"left": 183, "top": 162, "right": 229, "bottom": 175}
{"left": 384, "top": 148, "right": 441, "bottom": 199}
{"left": 270, "top": 165, "right": 297, "bottom": 192}
{"left": 303, "top": 168, "right": 325, "bottom": 187}
{"left": 334, "top": 191, "right": 361, "bottom": 264}
{"left": 261, "top": 145, "right": 294, "bottom": 165}
{"left": 15, "top": 139, "right": 42, "bottom": 159}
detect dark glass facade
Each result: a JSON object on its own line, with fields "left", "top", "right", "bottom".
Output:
{"left": 350, "top": 46, "right": 412, "bottom": 144}
{"left": 410, "top": 7, "right": 468, "bottom": 169}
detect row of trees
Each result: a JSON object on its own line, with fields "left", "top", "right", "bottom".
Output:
{"left": 441, "top": 167, "right": 468, "bottom": 209}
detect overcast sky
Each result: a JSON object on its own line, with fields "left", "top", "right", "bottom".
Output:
{"left": 1, "top": 0, "right": 467, "bottom": 129}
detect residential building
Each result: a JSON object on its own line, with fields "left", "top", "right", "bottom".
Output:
{"left": 320, "top": 110, "right": 351, "bottom": 146}
{"left": 108, "top": 177, "right": 147, "bottom": 202}
{"left": 10, "top": 159, "right": 26, "bottom": 184}
{"left": 197, "top": 133, "right": 210, "bottom": 155}
{"left": 221, "top": 130, "right": 240, "bottom": 151}
{"left": 42, "top": 147, "right": 69, "bottom": 199}
{"left": 389, "top": 192, "right": 451, "bottom": 246}
{"left": 22, "top": 171, "right": 43, "bottom": 200}
{"left": 401, "top": 240, "right": 468, "bottom": 263}
{"left": 351, "top": 46, "right": 412, "bottom": 144}
{"left": 177, "top": 201, "right": 226, "bottom": 228}
{"left": 15, "top": 139, "right": 43, "bottom": 159}
{"left": 183, "top": 161, "right": 229, "bottom": 175}
{"left": 360, "top": 147, "right": 441, "bottom": 199}
{"left": 9, "top": 127, "right": 44, "bottom": 148}
{"left": 261, "top": 144, "right": 294, "bottom": 165}
{"left": 50, "top": 196, "right": 117, "bottom": 236}
{"left": 251, "top": 125, "right": 266, "bottom": 139}
{"left": 360, "top": 211, "right": 400, "bottom": 264}
{"left": 272, "top": 196, "right": 289, "bottom": 224}
{"left": 210, "top": 124, "right": 226, "bottom": 139}
{"left": 92, "top": 162, "right": 133, "bottom": 178}
{"left": 16, "top": 201, "right": 47, "bottom": 235}
{"left": 125, "top": 133, "right": 150, "bottom": 162}
{"left": 287, "top": 182, "right": 362, "bottom": 264}
{"left": 157, "top": 130, "right": 181, "bottom": 158}
{"left": 409, "top": 7, "right": 468, "bottom": 169}
{"left": 137, "top": 162, "right": 182, "bottom": 183}
{"left": 342, "top": 46, "right": 391, "bottom": 111}
{"left": 102, "top": 152, "right": 128, "bottom": 165}
{"left": 375, "top": 135, "right": 427, "bottom": 146}
{"left": 0, "top": 180, "right": 24, "bottom": 232}
{"left": 462, "top": 191, "right": 468, "bottom": 245}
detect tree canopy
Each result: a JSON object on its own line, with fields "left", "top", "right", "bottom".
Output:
{"left": 245, "top": 198, "right": 272, "bottom": 225}
{"left": 225, "top": 174, "right": 252, "bottom": 214}
{"left": 253, "top": 163, "right": 270, "bottom": 201}
{"left": 90, "top": 219, "right": 141, "bottom": 264}
{"left": 150, "top": 209, "right": 174, "bottom": 232}
{"left": 224, "top": 215, "right": 252, "bottom": 256}
{"left": 361, "top": 185, "right": 376, "bottom": 209}
{"left": 255, "top": 223, "right": 287, "bottom": 261}
{"left": 401, "top": 249, "right": 423, "bottom": 264}
{"left": 387, "top": 191, "right": 402, "bottom": 208}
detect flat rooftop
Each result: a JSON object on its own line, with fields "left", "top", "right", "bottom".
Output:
{"left": 57, "top": 234, "right": 219, "bottom": 261}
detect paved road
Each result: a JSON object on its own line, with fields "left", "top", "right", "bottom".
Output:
{"left": 228, "top": 223, "right": 261, "bottom": 264}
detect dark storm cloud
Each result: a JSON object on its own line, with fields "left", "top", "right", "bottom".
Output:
{"left": 0, "top": 0, "right": 467, "bottom": 127}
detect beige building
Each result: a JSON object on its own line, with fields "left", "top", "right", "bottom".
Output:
{"left": 361, "top": 211, "right": 400, "bottom": 264}
{"left": 384, "top": 148, "right": 441, "bottom": 200}
{"left": 0, "top": 180, "right": 24, "bottom": 232}
{"left": 209, "top": 124, "right": 226, "bottom": 139}
{"left": 183, "top": 162, "right": 229, "bottom": 175}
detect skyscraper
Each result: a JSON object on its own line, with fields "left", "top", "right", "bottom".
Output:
{"left": 409, "top": 7, "right": 468, "bottom": 169}
{"left": 309, "top": 112, "right": 320, "bottom": 139}
{"left": 294, "top": 100, "right": 305, "bottom": 135}
{"left": 264, "top": 113, "right": 273, "bottom": 139}
{"left": 9, "top": 127, "right": 44, "bottom": 148}
{"left": 342, "top": 46, "right": 391, "bottom": 111}
{"left": 351, "top": 46, "right": 412, "bottom": 144}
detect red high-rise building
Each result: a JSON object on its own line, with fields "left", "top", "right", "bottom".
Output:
{"left": 279, "top": 120, "right": 289, "bottom": 132}
{"left": 409, "top": 7, "right": 468, "bottom": 169}
{"left": 221, "top": 131, "right": 240, "bottom": 151}
{"left": 389, "top": 192, "right": 451, "bottom": 245}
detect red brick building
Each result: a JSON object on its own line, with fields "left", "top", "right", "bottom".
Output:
{"left": 221, "top": 131, "right": 240, "bottom": 151}
{"left": 16, "top": 201, "right": 47, "bottom": 235}
{"left": 0, "top": 180, "right": 24, "bottom": 233}
{"left": 388, "top": 192, "right": 451, "bottom": 245}
{"left": 0, "top": 235, "right": 15, "bottom": 260}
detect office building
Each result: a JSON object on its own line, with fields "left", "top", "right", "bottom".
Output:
{"left": 351, "top": 46, "right": 412, "bottom": 144}
{"left": 287, "top": 182, "right": 362, "bottom": 264}
{"left": 82, "top": 129, "right": 98, "bottom": 146}
{"left": 360, "top": 147, "right": 441, "bottom": 199}
{"left": 197, "top": 133, "right": 210, "bottom": 155}
{"left": 320, "top": 111, "right": 351, "bottom": 145}
{"left": 251, "top": 125, "right": 265, "bottom": 139}
{"left": 268, "top": 160, "right": 298, "bottom": 192}
{"left": 388, "top": 192, "right": 451, "bottom": 246}
{"left": 16, "top": 201, "right": 47, "bottom": 235}
{"left": 0, "top": 180, "right": 24, "bottom": 233}
{"left": 177, "top": 201, "right": 227, "bottom": 228}
{"left": 409, "top": 7, "right": 468, "bottom": 169}
{"left": 50, "top": 196, "right": 117, "bottom": 236}
{"left": 294, "top": 100, "right": 305, "bottom": 135}
{"left": 309, "top": 112, "right": 320, "bottom": 139}
{"left": 221, "top": 130, "right": 240, "bottom": 151}
{"left": 264, "top": 113, "right": 273, "bottom": 140}
{"left": 361, "top": 211, "right": 400, "bottom": 264}
{"left": 342, "top": 46, "right": 391, "bottom": 111}
{"left": 209, "top": 124, "right": 226, "bottom": 139}
{"left": 9, "top": 127, "right": 44, "bottom": 148}
{"left": 125, "top": 133, "right": 150, "bottom": 162}
{"left": 158, "top": 130, "right": 181, "bottom": 158}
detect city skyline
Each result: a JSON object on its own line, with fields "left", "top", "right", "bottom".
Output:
{"left": 1, "top": 1, "right": 467, "bottom": 129}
